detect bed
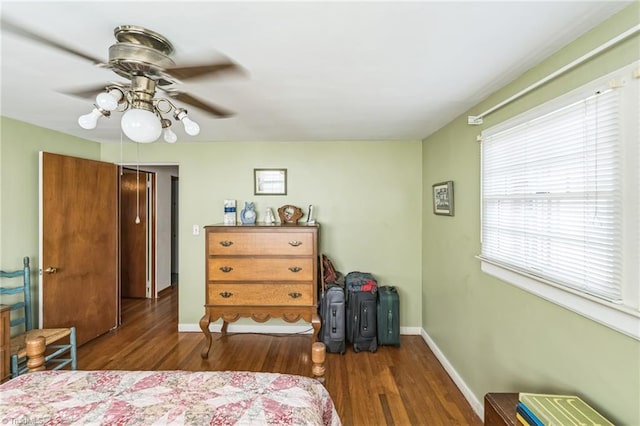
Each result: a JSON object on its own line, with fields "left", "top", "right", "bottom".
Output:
{"left": 0, "top": 370, "right": 341, "bottom": 425}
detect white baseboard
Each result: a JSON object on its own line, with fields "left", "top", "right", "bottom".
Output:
{"left": 420, "top": 328, "right": 484, "bottom": 420}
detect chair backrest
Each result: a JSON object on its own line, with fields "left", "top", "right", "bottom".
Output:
{"left": 0, "top": 256, "right": 33, "bottom": 333}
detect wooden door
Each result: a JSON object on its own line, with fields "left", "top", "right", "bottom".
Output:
{"left": 120, "top": 168, "right": 153, "bottom": 298}
{"left": 40, "top": 152, "right": 118, "bottom": 346}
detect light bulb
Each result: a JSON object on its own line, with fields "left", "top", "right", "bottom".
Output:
{"left": 163, "top": 127, "right": 178, "bottom": 143}
{"left": 181, "top": 116, "right": 200, "bottom": 136}
{"left": 120, "top": 108, "right": 162, "bottom": 143}
{"left": 78, "top": 108, "right": 103, "bottom": 130}
{"left": 96, "top": 91, "right": 119, "bottom": 111}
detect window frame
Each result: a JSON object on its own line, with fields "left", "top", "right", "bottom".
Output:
{"left": 478, "top": 61, "right": 640, "bottom": 340}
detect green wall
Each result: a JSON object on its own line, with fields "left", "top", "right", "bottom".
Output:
{"left": 100, "top": 140, "right": 423, "bottom": 329}
{"left": 421, "top": 4, "right": 640, "bottom": 425}
{"left": 1, "top": 120, "right": 423, "bottom": 329}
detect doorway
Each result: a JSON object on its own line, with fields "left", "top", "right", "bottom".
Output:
{"left": 171, "top": 176, "right": 179, "bottom": 287}
{"left": 119, "top": 165, "right": 179, "bottom": 306}
{"left": 120, "top": 168, "right": 154, "bottom": 299}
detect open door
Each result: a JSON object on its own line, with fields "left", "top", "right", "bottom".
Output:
{"left": 120, "top": 168, "right": 155, "bottom": 298}
{"left": 39, "top": 152, "right": 119, "bottom": 346}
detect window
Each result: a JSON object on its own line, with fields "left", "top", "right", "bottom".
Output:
{"left": 479, "top": 62, "right": 639, "bottom": 340}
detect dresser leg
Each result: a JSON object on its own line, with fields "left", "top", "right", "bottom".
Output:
{"left": 199, "top": 313, "right": 212, "bottom": 358}
{"left": 311, "top": 312, "right": 320, "bottom": 343}
{"left": 221, "top": 321, "right": 229, "bottom": 336}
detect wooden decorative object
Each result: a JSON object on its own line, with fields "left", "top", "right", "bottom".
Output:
{"left": 311, "top": 342, "right": 326, "bottom": 382}
{"left": 25, "top": 335, "right": 46, "bottom": 373}
{"left": 277, "top": 205, "right": 303, "bottom": 224}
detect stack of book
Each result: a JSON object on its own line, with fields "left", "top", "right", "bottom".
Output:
{"left": 516, "top": 393, "right": 614, "bottom": 426}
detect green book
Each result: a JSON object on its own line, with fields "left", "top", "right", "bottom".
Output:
{"left": 518, "top": 393, "right": 614, "bottom": 426}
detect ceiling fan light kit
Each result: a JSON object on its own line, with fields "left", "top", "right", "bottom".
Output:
{"left": 78, "top": 72, "right": 202, "bottom": 143}
{"left": 0, "top": 21, "right": 244, "bottom": 144}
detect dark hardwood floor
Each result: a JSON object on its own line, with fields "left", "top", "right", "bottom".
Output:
{"left": 77, "top": 286, "right": 482, "bottom": 425}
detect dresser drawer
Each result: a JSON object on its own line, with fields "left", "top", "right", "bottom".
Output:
{"left": 208, "top": 257, "right": 314, "bottom": 281}
{"left": 208, "top": 284, "right": 313, "bottom": 306}
{"left": 208, "top": 232, "right": 314, "bottom": 256}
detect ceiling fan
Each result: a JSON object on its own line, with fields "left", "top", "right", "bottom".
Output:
{"left": 3, "top": 20, "right": 244, "bottom": 143}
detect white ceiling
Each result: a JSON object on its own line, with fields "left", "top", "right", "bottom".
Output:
{"left": 0, "top": 1, "right": 631, "bottom": 144}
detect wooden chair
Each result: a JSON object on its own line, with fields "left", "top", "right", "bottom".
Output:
{"left": 0, "top": 256, "right": 77, "bottom": 377}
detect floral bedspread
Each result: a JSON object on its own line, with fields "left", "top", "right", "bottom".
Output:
{"left": 0, "top": 370, "right": 341, "bottom": 425}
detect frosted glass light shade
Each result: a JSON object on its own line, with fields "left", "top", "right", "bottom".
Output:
{"left": 121, "top": 108, "right": 162, "bottom": 143}
{"left": 96, "top": 92, "right": 119, "bottom": 111}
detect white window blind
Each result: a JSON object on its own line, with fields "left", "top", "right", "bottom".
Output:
{"left": 481, "top": 88, "right": 622, "bottom": 302}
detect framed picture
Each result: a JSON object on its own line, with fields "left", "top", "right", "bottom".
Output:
{"left": 432, "top": 181, "right": 454, "bottom": 216}
{"left": 254, "top": 168, "right": 287, "bottom": 195}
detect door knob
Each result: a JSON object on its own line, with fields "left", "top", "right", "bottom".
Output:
{"left": 44, "top": 267, "right": 57, "bottom": 274}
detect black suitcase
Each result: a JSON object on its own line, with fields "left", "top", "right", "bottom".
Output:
{"left": 347, "top": 290, "right": 377, "bottom": 353}
{"left": 319, "top": 285, "right": 346, "bottom": 354}
{"left": 377, "top": 286, "right": 400, "bottom": 346}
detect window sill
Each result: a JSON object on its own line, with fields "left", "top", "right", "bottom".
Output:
{"left": 479, "top": 257, "right": 640, "bottom": 341}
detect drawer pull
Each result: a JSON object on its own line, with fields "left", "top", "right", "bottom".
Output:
{"left": 219, "top": 240, "right": 234, "bottom": 247}
{"left": 288, "top": 292, "right": 302, "bottom": 299}
{"left": 219, "top": 291, "right": 233, "bottom": 298}
{"left": 288, "top": 240, "right": 303, "bottom": 247}
{"left": 219, "top": 266, "right": 233, "bottom": 273}
{"left": 288, "top": 266, "right": 302, "bottom": 273}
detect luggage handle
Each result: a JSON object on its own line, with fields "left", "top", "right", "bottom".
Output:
{"left": 363, "top": 305, "right": 368, "bottom": 331}
{"left": 331, "top": 308, "right": 337, "bottom": 333}
{"left": 387, "top": 310, "right": 393, "bottom": 335}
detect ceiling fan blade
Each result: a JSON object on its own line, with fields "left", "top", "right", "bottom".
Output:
{"left": 1, "top": 18, "right": 106, "bottom": 65}
{"left": 170, "top": 91, "right": 234, "bottom": 118}
{"left": 164, "top": 61, "right": 243, "bottom": 81}
{"left": 59, "top": 82, "right": 128, "bottom": 100}
{"left": 60, "top": 85, "right": 112, "bottom": 99}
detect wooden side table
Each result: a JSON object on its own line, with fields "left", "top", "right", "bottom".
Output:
{"left": 1, "top": 305, "right": 11, "bottom": 383}
{"left": 484, "top": 393, "right": 519, "bottom": 426}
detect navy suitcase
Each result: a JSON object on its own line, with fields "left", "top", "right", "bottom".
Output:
{"left": 319, "top": 285, "right": 346, "bottom": 354}
{"left": 346, "top": 290, "right": 377, "bottom": 353}
{"left": 377, "top": 286, "right": 400, "bottom": 346}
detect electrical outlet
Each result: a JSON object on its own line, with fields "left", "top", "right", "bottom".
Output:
{"left": 192, "top": 224, "right": 200, "bottom": 236}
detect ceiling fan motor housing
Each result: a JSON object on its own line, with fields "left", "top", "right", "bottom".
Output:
{"left": 108, "top": 25, "right": 176, "bottom": 81}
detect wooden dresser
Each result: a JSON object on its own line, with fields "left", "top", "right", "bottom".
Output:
{"left": 1, "top": 305, "right": 10, "bottom": 383}
{"left": 200, "top": 223, "right": 320, "bottom": 360}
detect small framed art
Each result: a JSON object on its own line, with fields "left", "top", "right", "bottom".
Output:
{"left": 432, "top": 181, "right": 454, "bottom": 216}
{"left": 254, "top": 168, "right": 287, "bottom": 195}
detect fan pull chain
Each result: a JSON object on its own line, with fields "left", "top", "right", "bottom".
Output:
{"left": 135, "top": 142, "right": 141, "bottom": 224}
